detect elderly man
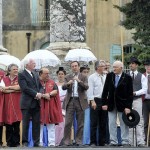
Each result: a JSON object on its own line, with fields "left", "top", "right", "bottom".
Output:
{"left": 18, "top": 59, "right": 43, "bottom": 147}
{"left": 62, "top": 61, "right": 89, "bottom": 146}
{"left": 128, "top": 57, "right": 147, "bottom": 147}
{"left": 39, "top": 67, "right": 63, "bottom": 147}
{"left": 102, "top": 60, "right": 133, "bottom": 147}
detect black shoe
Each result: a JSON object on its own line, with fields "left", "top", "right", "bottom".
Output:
{"left": 90, "top": 143, "right": 96, "bottom": 147}
{"left": 109, "top": 143, "right": 118, "bottom": 147}
{"left": 74, "top": 143, "right": 84, "bottom": 147}
{"left": 138, "top": 144, "right": 146, "bottom": 147}
{"left": 60, "top": 144, "right": 73, "bottom": 147}
{"left": 120, "top": 144, "right": 131, "bottom": 147}
{"left": 34, "top": 144, "right": 39, "bottom": 147}
{"left": 22, "top": 142, "right": 28, "bottom": 147}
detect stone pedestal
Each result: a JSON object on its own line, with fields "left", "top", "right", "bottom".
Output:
{"left": 47, "top": 0, "right": 89, "bottom": 57}
{"left": 47, "top": 42, "right": 90, "bottom": 58}
{"left": 46, "top": 0, "right": 93, "bottom": 79}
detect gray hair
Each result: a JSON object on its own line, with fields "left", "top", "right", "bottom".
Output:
{"left": 95, "top": 60, "right": 106, "bottom": 70}
{"left": 7, "top": 63, "right": 18, "bottom": 72}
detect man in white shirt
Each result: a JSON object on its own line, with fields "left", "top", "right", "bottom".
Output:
{"left": 128, "top": 57, "right": 147, "bottom": 147}
{"left": 143, "top": 59, "right": 150, "bottom": 146}
{"left": 88, "top": 60, "right": 107, "bottom": 146}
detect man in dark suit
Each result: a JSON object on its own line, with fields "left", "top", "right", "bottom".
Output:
{"left": 62, "top": 61, "right": 89, "bottom": 146}
{"left": 18, "top": 59, "right": 43, "bottom": 147}
{"left": 102, "top": 60, "right": 133, "bottom": 147}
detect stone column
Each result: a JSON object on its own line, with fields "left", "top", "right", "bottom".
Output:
{"left": 0, "top": 0, "right": 7, "bottom": 54}
{"left": 47, "top": 0, "right": 90, "bottom": 59}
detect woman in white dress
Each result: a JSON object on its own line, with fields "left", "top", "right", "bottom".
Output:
{"left": 55, "top": 67, "right": 67, "bottom": 146}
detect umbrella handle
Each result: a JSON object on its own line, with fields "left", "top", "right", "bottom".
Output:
{"left": 147, "top": 113, "right": 150, "bottom": 146}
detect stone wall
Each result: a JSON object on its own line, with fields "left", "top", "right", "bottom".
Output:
{"left": 3, "top": 0, "right": 30, "bottom": 25}
{"left": 3, "top": 30, "right": 49, "bottom": 59}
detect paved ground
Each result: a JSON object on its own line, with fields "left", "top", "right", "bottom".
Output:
{"left": 0, "top": 146, "right": 149, "bottom": 150}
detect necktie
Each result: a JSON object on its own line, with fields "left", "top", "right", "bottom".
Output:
{"left": 148, "top": 75, "right": 150, "bottom": 94}
{"left": 100, "top": 75, "right": 104, "bottom": 86}
{"left": 31, "top": 72, "right": 36, "bottom": 82}
{"left": 132, "top": 72, "right": 134, "bottom": 80}
{"left": 115, "top": 75, "right": 119, "bottom": 87}
{"left": 30, "top": 72, "right": 33, "bottom": 78}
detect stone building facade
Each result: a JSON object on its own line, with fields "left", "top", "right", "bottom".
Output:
{"left": 2, "top": 0, "right": 134, "bottom": 63}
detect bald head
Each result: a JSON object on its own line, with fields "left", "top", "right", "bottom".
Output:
{"left": 113, "top": 60, "right": 123, "bottom": 75}
{"left": 39, "top": 67, "right": 50, "bottom": 81}
{"left": 113, "top": 61, "right": 123, "bottom": 68}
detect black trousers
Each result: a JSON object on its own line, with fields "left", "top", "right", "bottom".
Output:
{"left": 143, "top": 99, "right": 150, "bottom": 144}
{"left": 21, "top": 107, "right": 40, "bottom": 146}
{"left": 0, "top": 126, "right": 3, "bottom": 145}
{"left": 5, "top": 121, "right": 20, "bottom": 147}
{"left": 90, "top": 98, "right": 107, "bottom": 146}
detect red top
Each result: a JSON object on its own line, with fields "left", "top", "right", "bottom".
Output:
{"left": 40, "top": 79, "right": 63, "bottom": 124}
{"left": 2, "top": 76, "right": 22, "bottom": 124}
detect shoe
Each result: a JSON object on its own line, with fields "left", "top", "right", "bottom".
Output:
{"left": 121, "top": 144, "right": 131, "bottom": 147}
{"left": 34, "top": 144, "right": 39, "bottom": 147}
{"left": 48, "top": 145, "right": 55, "bottom": 147}
{"left": 138, "top": 144, "right": 146, "bottom": 147}
{"left": 22, "top": 142, "right": 28, "bottom": 147}
{"left": 74, "top": 143, "right": 84, "bottom": 147}
{"left": 84, "top": 144, "right": 90, "bottom": 147}
{"left": 60, "top": 144, "right": 73, "bottom": 147}
{"left": 90, "top": 143, "right": 96, "bottom": 147}
{"left": 109, "top": 143, "right": 118, "bottom": 146}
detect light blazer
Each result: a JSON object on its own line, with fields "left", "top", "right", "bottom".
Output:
{"left": 102, "top": 72, "right": 133, "bottom": 112}
{"left": 18, "top": 70, "right": 43, "bottom": 109}
{"left": 62, "top": 73, "right": 89, "bottom": 110}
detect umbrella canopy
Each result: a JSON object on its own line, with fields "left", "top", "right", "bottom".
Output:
{"left": 0, "top": 55, "right": 21, "bottom": 68}
{"left": 64, "top": 49, "right": 97, "bottom": 62}
{"left": 22, "top": 49, "right": 61, "bottom": 69}
{"left": 0, "top": 63, "right": 7, "bottom": 71}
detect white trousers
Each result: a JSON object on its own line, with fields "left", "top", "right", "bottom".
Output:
{"left": 109, "top": 108, "right": 129, "bottom": 145}
{"left": 40, "top": 124, "right": 55, "bottom": 146}
{"left": 129, "top": 98, "right": 145, "bottom": 145}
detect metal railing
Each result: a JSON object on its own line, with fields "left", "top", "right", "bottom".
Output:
{"left": 31, "top": 9, "right": 50, "bottom": 26}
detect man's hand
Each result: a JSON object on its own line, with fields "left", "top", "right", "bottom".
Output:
{"left": 67, "top": 80, "right": 74, "bottom": 85}
{"left": 36, "top": 93, "right": 42, "bottom": 100}
{"left": 42, "top": 93, "right": 50, "bottom": 100}
{"left": 91, "top": 100, "right": 97, "bottom": 110}
{"left": 124, "top": 108, "right": 131, "bottom": 115}
{"left": 73, "top": 76, "right": 81, "bottom": 82}
{"left": 102, "top": 105, "right": 108, "bottom": 111}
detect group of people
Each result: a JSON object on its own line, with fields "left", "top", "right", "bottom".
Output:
{"left": 0, "top": 56, "right": 150, "bottom": 148}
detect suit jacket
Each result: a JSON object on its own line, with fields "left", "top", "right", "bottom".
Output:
{"left": 18, "top": 70, "right": 43, "bottom": 109}
{"left": 102, "top": 72, "right": 133, "bottom": 112}
{"left": 62, "top": 73, "right": 89, "bottom": 110}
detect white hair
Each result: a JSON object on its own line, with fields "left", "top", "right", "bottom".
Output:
{"left": 21, "top": 58, "right": 34, "bottom": 70}
{"left": 113, "top": 60, "right": 124, "bottom": 68}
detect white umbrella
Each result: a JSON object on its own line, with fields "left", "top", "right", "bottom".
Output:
{"left": 22, "top": 49, "right": 61, "bottom": 69}
{"left": 0, "top": 63, "right": 7, "bottom": 71}
{"left": 64, "top": 48, "right": 97, "bottom": 62}
{"left": 0, "top": 55, "right": 21, "bottom": 68}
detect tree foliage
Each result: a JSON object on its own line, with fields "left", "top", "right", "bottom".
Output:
{"left": 114, "top": 0, "right": 150, "bottom": 69}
